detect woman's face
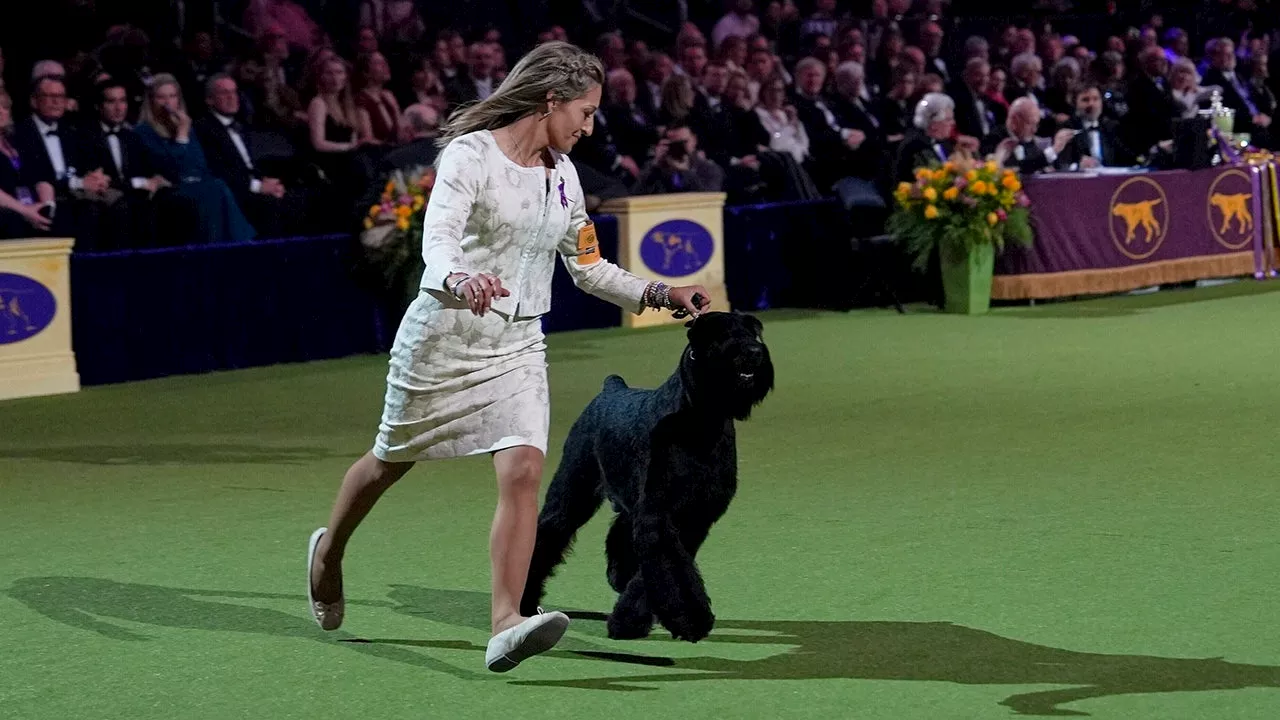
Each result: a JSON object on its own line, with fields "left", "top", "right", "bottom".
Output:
{"left": 1172, "top": 66, "right": 1194, "bottom": 90}
{"left": 152, "top": 82, "right": 182, "bottom": 114}
{"left": 547, "top": 83, "right": 601, "bottom": 154}
{"left": 366, "top": 53, "right": 391, "bottom": 85}
{"left": 988, "top": 69, "right": 1006, "bottom": 94}
{"left": 761, "top": 82, "right": 785, "bottom": 109}
{"left": 322, "top": 60, "right": 348, "bottom": 93}
{"left": 413, "top": 62, "right": 439, "bottom": 91}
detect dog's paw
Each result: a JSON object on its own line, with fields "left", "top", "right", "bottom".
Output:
{"left": 662, "top": 606, "right": 715, "bottom": 643}
{"left": 607, "top": 610, "right": 654, "bottom": 640}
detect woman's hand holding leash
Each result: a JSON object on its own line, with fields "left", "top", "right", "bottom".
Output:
{"left": 669, "top": 286, "right": 710, "bottom": 318}
{"left": 448, "top": 272, "right": 511, "bottom": 316}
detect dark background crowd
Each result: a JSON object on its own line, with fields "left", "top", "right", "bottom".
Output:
{"left": 0, "top": 0, "right": 1277, "bottom": 252}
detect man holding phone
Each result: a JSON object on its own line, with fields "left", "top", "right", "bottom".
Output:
{"left": 634, "top": 120, "right": 724, "bottom": 195}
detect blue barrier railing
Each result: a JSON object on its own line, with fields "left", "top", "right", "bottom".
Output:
{"left": 68, "top": 199, "right": 852, "bottom": 385}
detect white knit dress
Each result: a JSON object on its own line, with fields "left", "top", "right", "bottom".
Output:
{"left": 373, "top": 130, "right": 651, "bottom": 462}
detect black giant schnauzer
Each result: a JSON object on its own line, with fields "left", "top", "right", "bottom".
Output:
{"left": 521, "top": 311, "right": 774, "bottom": 642}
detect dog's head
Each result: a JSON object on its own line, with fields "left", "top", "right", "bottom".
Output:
{"left": 682, "top": 311, "right": 774, "bottom": 420}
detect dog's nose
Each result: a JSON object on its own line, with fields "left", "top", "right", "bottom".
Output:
{"left": 744, "top": 344, "right": 765, "bottom": 365}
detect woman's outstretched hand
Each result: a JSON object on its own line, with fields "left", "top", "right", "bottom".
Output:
{"left": 669, "top": 285, "right": 711, "bottom": 318}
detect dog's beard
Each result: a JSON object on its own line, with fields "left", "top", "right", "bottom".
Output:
{"left": 694, "top": 352, "right": 774, "bottom": 421}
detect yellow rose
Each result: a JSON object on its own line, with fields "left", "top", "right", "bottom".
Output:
{"left": 1002, "top": 174, "right": 1021, "bottom": 191}
{"left": 395, "top": 205, "right": 413, "bottom": 218}
{"left": 412, "top": 196, "right": 425, "bottom": 211}
{"left": 369, "top": 203, "right": 383, "bottom": 218}
{"left": 987, "top": 212, "right": 999, "bottom": 226}
{"left": 943, "top": 161, "right": 956, "bottom": 173}
{"left": 923, "top": 187, "right": 938, "bottom": 202}
{"left": 396, "top": 217, "right": 411, "bottom": 231}
{"left": 965, "top": 170, "right": 979, "bottom": 182}
{"left": 363, "top": 217, "right": 374, "bottom": 230}
{"left": 985, "top": 160, "right": 998, "bottom": 173}
{"left": 970, "top": 180, "right": 987, "bottom": 195}
{"left": 924, "top": 204, "right": 939, "bottom": 219}
{"left": 916, "top": 168, "right": 932, "bottom": 181}
{"left": 943, "top": 186, "right": 959, "bottom": 201}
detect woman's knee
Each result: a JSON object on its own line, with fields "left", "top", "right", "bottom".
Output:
{"left": 354, "top": 452, "right": 413, "bottom": 487}
{"left": 495, "top": 447, "right": 544, "bottom": 497}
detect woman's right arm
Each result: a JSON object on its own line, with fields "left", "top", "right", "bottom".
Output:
{"left": 420, "top": 137, "right": 483, "bottom": 292}
{"left": 308, "top": 97, "right": 357, "bottom": 153}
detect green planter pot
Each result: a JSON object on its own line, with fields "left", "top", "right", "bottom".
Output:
{"left": 939, "top": 240, "right": 995, "bottom": 315}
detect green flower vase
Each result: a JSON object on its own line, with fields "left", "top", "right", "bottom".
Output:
{"left": 939, "top": 239, "right": 994, "bottom": 315}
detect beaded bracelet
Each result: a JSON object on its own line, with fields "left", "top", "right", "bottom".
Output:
{"left": 643, "top": 281, "right": 675, "bottom": 310}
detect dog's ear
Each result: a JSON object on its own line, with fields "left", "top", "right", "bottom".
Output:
{"left": 747, "top": 314, "right": 763, "bottom": 337}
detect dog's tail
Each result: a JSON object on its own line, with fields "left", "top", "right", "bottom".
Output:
{"left": 602, "top": 374, "right": 628, "bottom": 392}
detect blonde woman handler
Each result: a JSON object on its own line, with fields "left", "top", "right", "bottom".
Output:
{"left": 306, "top": 41, "right": 710, "bottom": 672}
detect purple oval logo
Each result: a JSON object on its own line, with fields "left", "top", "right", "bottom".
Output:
{"left": 0, "top": 272, "right": 57, "bottom": 345}
{"left": 640, "top": 219, "right": 714, "bottom": 277}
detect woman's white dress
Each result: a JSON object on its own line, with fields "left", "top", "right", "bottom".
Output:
{"left": 373, "top": 129, "right": 650, "bottom": 462}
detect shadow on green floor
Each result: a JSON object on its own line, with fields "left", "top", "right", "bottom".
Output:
{"left": 12, "top": 577, "right": 1275, "bottom": 716}
{"left": 0, "top": 443, "right": 344, "bottom": 465}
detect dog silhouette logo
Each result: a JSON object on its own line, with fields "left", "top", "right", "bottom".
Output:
{"left": 640, "top": 220, "right": 714, "bottom": 277}
{"left": 0, "top": 272, "right": 57, "bottom": 345}
{"left": 1207, "top": 169, "right": 1255, "bottom": 250}
{"left": 1108, "top": 177, "right": 1169, "bottom": 260}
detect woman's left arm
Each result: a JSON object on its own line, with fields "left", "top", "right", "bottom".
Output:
{"left": 556, "top": 164, "right": 708, "bottom": 316}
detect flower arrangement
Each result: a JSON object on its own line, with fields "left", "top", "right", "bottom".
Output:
{"left": 888, "top": 156, "right": 1033, "bottom": 270}
{"left": 359, "top": 165, "right": 436, "bottom": 308}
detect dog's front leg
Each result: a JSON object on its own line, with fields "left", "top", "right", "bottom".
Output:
{"left": 606, "top": 573, "right": 653, "bottom": 640}
{"left": 633, "top": 512, "right": 715, "bottom": 643}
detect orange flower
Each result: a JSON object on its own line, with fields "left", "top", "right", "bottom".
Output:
{"left": 987, "top": 212, "right": 999, "bottom": 226}
{"left": 395, "top": 204, "right": 413, "bottom": 218}
{"left": 984, "top": 160, "right": 998, "bottom": 173}
{"left": 965, "top": 169, "right": 979, "bottom": 182}
{"left": 943, "top": 186, "right": 960, "bottom": 201}
{"left": 369, "top": 203, "right": 383, "bottom": 218}
{"left": 923, "top": 187, "right": 938, "bottom": 202}
{"left": 924, "top": 204, "right": 939, "bottom": 219}
{"left": 1001, "top": 174, "right": 1021, "bottom": 191}
{"left": 395, "top": 217, "right": 411, "bottom": 231}
{"left": 970, "top": 180, "right": 988, "bottom": 195}
{"left": 915, "top": 167, "right": 932, "bottom": 181}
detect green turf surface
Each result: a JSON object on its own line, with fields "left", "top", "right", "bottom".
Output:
{"left": 3, "top": 282, "right": 1279, "bottom": 719}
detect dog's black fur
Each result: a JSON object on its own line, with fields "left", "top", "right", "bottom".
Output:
{"left": 520, "top": 311, "right": 774, "bottom": 642}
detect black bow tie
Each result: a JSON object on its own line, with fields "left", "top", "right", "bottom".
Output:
{"left": 1083, "top": 122, "right": 1099, "bottom": 130}
{"left": 104, "top": 126, "right": 122, "bottom": 136}
{"left": 44, "top": 128, "right": 58, "bottom": 137}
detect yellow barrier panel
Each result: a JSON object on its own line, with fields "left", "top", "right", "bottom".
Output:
{"left": 597, "top": 192, "right": 728, "bottom": 328}
{"left": 0, "top": 237, "right": 79, "bottom": 401}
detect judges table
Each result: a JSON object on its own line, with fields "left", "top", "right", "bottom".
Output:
{"left": 993, "top": 162, "right": 1280, "bottom": 300}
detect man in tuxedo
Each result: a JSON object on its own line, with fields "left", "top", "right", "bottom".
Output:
{"left": 13, "top": 75, "right": 116, "bottom": 251}
{"left": 1056, "top": 83, "right": 1134, "bottom": 170}
{"left": 194, "top": 73, "right": 301, "bottom": 238}
{"left": 1122, "top": 46, "right": 1179, "bottom": 159}
{"left": 990, "top": 96, "right": 1075, "bottom": 175}
{"left": 1202, "top": 37, "right": 1272, "bottom": 147}
{"left": 87, "top": 78, "right": 177, "bottom": 249}
{"left": 792, "top": 57, "right": 872, "bottom": 191}
{"left": 444, "top": 42, "right": 497, "bottom": 112}
{"left": 950, "top": 58, "right": 1003, "bottom": 145}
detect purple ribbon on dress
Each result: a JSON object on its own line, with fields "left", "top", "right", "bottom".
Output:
{"left": 558, "top": 178, "right": 567, "bottom": 208}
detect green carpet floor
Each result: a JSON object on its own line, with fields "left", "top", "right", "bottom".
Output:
{"left": 3, "top": 283, "right": 1280, "bottom": 719}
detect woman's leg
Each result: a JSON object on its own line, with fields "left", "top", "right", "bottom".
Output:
{"left": 310, "top": 450, "right": 415, "bottom": 603}
{"left": 489, "top": 445, "right": 545, "bottom": 634}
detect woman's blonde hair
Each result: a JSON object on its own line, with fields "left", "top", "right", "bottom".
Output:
{"left": 438, "top": 40, "right": 604, "bottom": 147}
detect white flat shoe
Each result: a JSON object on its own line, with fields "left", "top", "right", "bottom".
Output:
{"left": 307, "top": 527, "right": 344, "bottom": 631}
{"left": 484, "top": 608, "right": 570, "bottom": 672}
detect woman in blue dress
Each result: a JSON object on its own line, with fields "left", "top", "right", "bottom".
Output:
{"left": 134, "top": 74, "right": 256, "bottom": 245}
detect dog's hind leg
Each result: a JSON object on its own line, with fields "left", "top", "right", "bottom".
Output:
{"left": 519, "top": 444, "right": 603, "bottom": 616}
{"left": 605, "top": 512, "right": 637, "bottom": 593}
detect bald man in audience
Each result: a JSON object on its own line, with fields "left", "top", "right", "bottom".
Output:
{"left": 990, "top": 97, "right": 1074, "bottom": 174}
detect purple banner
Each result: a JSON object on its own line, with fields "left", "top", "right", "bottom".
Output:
{"left": 995, "top": 165, "right": 1267, "bottom": 296}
